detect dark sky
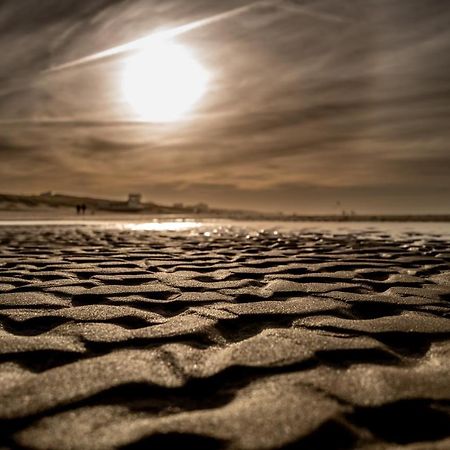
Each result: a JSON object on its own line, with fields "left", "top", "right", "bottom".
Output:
{"left": 0, "top": 0, "right": 449, "bottom": 213}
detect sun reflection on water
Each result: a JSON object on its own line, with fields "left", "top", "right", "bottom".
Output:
{"left": 124, "top": 220, "right": 202, "bottom": 231}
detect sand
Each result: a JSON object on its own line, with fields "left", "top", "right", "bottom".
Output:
{"left": 0, "top": 223, "right": 449, "bottom": 449}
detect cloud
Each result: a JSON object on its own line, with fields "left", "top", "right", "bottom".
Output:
{"left": 0, "top": 135, "right": 36, "bottom": 154}
{"left": 0, "top": 0, "right": 449, "bottom": 212}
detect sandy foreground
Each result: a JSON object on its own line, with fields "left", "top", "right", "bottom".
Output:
{"left": 0, "top": 222, "right": 449, "bottom": 449}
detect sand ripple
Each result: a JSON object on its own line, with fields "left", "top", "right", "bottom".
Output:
{"left": 0, "top": 225, "right": 449, "bottom": 449}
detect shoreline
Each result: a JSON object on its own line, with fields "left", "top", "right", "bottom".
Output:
{"left": 0, "top": 210, "right": 449, "bottom": 223}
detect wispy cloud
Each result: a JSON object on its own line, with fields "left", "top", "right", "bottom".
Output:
{"left": 0, "top": 0, "right": 449, "bottom": 212}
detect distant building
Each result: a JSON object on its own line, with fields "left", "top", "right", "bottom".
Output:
{"left": 127, "top": 193, "right": 142, "bottom": 208}
{"left": 40, "top": 191, "right": 54, "bottom": 197}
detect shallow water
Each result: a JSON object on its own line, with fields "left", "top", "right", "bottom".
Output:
{"left": 0, "top": 218, "right": 448, "bottom": 240}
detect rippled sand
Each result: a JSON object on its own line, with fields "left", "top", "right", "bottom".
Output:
{"left": 0, "top": 223, "right": 449, "bottom": 449}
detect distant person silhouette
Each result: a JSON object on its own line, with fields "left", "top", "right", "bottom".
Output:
{"left": 81, "top": 204, "right": 86, "bottom": 215}
{"left": 76, "top": 204, "right": 81, "bottom": 215}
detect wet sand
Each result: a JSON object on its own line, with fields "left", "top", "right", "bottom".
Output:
{"left": 0, "top": 223, "right": 449, "bottom": 449}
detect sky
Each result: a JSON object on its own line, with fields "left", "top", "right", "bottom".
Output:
{"left": 0, "top": 0, "right": 449, "bottom": 214}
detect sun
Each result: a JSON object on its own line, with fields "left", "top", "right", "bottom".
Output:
{"left": 121, "top": 39, "right": 209, "bottom": 123}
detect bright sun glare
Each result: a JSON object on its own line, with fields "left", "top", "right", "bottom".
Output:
{"left": 122, "top": 39, "right": 209, "bottom": 123}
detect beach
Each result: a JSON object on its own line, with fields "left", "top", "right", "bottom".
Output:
{"left": 0, "top": 220, "right": 449, "bottom": 449}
